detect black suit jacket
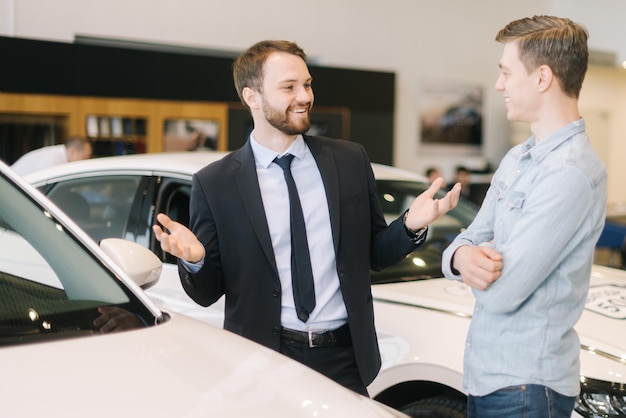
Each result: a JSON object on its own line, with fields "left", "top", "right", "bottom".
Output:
{"left": 179, "top": 135, "right": 418, "bottom": 385}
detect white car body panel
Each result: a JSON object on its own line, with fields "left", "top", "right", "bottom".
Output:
{"left": 3, "top": 312, "right": 402, "bottom": 418}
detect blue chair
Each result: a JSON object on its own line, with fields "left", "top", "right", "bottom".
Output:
{"left": 596, "top": 221, "right": 626, "bottom": 267}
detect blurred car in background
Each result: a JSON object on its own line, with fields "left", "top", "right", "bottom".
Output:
{"left": 0, "top": 160, "right": 409, "bottom": 418}
{"left": 25, "top": 152, "right": 626, "bottom": 418}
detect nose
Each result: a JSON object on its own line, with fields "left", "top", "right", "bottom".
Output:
{"left": 296, "top": 85, "right": 314, "bottom": 104}
{"left": 494, "top": 73, "right": 504, "bottom": 91}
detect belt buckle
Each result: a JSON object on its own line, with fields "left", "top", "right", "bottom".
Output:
{"left": 307, "top": 330, "right": 325, "bottom": 348}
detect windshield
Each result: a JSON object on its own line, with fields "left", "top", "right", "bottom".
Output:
{"left": 0, "top": 172, "right": 154, "bottom": 346}
{"left": 372, "top": 179, "right": 478, "bottom": 284}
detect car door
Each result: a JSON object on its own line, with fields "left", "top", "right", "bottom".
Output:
{"left": 149, "top": 176, "right": 192, "bottom": 264}
{"left": 37, "top": 172, "right": 196, "bottom": 272}
{"left": 39, "top": 175, "right": 147, "bottom": 245}
{"left": 145, "top": 175, "right": 224, "bottom": 326}
{"left": 38, "top": 173, "right": 224, "bottom": 325}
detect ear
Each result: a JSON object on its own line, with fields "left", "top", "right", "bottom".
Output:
{"left": 536, "top": 65, "right": 554, "bottom": 92}
{"left": 242, "top": 86, "right": 259, "bottom": 109}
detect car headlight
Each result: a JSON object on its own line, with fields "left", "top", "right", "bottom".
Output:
{"left": 576, "top": 376, "right": 626, "bottom": 417}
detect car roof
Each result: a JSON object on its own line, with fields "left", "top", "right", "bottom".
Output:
{"left": 25, "top": 151, "right": 429, "bottom": 183}
{"left": 24, "top": 151, "right": 229, "bottom": 181}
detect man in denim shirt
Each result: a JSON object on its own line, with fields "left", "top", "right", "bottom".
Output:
{"left": 442, "top": 16, "right": 607, "bottom": 418}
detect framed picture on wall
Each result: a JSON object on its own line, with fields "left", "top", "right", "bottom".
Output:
{"left": 163, "top": 119, "right": 220, "bottom": 152}
{"left": 419, "top": 81, "right": 483, "bottom": 149}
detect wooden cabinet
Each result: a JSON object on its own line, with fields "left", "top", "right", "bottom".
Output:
{"left": 0, "top": 92, "right": 229, "bottom": 163}
{"left": 77, "top": 97, "right": 153, "bottom": 157}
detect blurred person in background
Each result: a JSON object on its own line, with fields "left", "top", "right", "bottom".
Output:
{"left": 11, "top": 135, "right": 92, "bottom": 176}
{"left": 425, "top": 167, "right": 445, "bottom": 186}
{"left": 452, "top": 165, "right": 487, "bottom": 206}
{"left": 153, "top": 39, "right": 461, "bottom": 396}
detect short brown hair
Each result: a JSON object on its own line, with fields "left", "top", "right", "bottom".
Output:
{"left": 496, "top": 15, "right": 588, "bottom": 98}
{"left": 232, "top": 40, "right": 307, "bottom": 106}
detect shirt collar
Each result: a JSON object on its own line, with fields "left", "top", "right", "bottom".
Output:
{"left": 521, "top": 118, "right": 586, "bottom": 162}
{"left": 249, "top": 133, "right": 307, "bottom": 168}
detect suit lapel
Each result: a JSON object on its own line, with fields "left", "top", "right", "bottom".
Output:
{"left": 232, "top": 143, "right": 279, "bottom": 275}
{"left": 305, "top": 136, "right": 340, "bottom": 254}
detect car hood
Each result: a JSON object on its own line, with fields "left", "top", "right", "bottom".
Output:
{"left": 576, "top": 265, "right": 626, "bottom": 364}
{"left": 372, "top": 265, "right": 626, "bottom": 379}
{"left": 2, "top": 313, "right": 403, "bottom": 418}
{"left": 372, "top": 277, "right": 476, "bottom": 319}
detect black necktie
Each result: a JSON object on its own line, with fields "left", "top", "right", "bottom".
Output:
{"left": 274, "top": 154, "right": 316, "bottom": 322}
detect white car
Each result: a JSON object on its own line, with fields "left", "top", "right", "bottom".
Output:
{"left": 0, "top": 161, "right": 408, "bottom": 418}
{"left": 26, "top": 152, "right": 626, "bottom": 417}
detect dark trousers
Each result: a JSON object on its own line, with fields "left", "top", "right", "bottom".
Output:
{"left": 279, "top": 340, "right": 369, "bottom": 397}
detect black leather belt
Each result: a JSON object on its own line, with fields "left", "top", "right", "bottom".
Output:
{"left": 281, "top": 324, "right": 351, "bottom": 348}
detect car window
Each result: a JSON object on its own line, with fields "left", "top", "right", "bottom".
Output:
{"left": 372, "top": 180, "right": 478, "bottom": 283}
{"left": 0, "top": 174, "right": 153, "bottom": 346}
{"left": 376, "top": 179, "right": 475, "bottom": 240}
{"left": 42, "top": 176, "right": 142, "bottom": 244}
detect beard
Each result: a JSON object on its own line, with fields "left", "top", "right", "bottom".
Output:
{"left": 262, "top": 99, "right": 311, "bottom": 135}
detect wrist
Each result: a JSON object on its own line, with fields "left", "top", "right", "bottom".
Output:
{"left": 403, "top": 209, "right": 428, "bottom": 244}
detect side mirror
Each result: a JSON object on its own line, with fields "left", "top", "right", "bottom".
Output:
{"left": 99, "top": 238, "right": 162, "bottom": 290}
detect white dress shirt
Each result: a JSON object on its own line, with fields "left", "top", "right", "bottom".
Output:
{"left": 10, "top": 145, "right": 67, "bottom": 176}
{"left": 250, "top": 134, "right": 347, "bottom": 331}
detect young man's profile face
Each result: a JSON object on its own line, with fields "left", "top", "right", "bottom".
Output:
{"left": 495, "top": 41, "right": 541, "bottom": 124}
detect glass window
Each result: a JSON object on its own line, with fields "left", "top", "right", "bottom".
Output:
{"left": 376, "top": 179, "right": 475, "bottom": 234}
{"left": 43, "top": 176, "right": 141, "bottom": 244}
{"left": 372, "top": 180, "right": 478, "bottom": 283}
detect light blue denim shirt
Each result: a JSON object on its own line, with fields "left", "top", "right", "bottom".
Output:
{"left": 442, "top": 119, "right": 607, "bottom": 397}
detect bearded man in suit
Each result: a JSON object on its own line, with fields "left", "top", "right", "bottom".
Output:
{"left": 154, "top": 39, "right": 460, "bottom": 396}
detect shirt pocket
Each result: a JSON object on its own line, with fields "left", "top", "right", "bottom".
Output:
{"left": 495, "top": 181, "right": 526, "bottom": 211}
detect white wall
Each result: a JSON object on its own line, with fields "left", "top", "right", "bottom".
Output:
{"left": 551, "top": 0, "right": 626, "bottom": 66}
{"left": 1, "top": 0, "right": 624, "bottom": 203}
{"left": 580, "top": 66, "right": 626, "bottom": 206}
